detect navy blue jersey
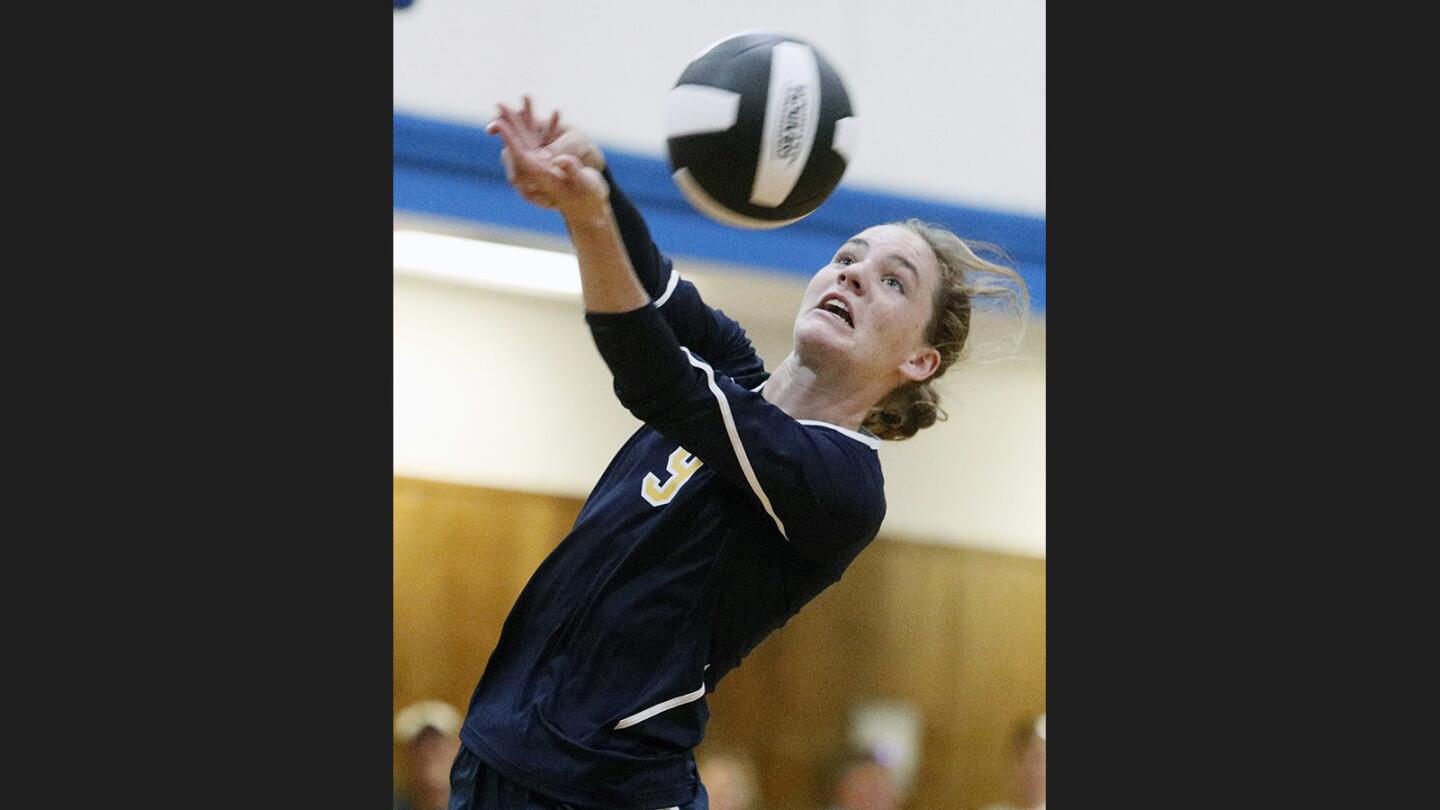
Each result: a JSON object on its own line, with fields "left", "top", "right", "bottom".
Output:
{"left": 459, "top": 170, "right": 887, "bottom": 810}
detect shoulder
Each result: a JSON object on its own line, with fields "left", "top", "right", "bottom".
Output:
{"left": 797, "top": 419, "right": 883, "bottom": 455}
{"left": 795, "top": 421, "right": 887, "bottom": 519}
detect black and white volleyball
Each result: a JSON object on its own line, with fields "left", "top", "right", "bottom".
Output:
{"left": 665, "top": 32, "right": 857, "bottom": 229}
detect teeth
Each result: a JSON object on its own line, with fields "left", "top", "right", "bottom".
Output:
{"left": 820, "top": 297, "right": 853, "bottom": 326}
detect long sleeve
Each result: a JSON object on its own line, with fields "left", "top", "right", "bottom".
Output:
{"left": 587, "top": 304, "right": 885, "bottom": 572}
{"left": 603, "top": 168, "right": 766, "bottom": 383}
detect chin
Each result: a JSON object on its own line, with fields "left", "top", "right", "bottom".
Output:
{"left": 793, "top": 318, "right": 855, "bottom": 368}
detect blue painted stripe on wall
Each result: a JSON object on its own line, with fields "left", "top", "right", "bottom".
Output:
{"left": 394, "top": 112, "right": 1045, "bottom": 313}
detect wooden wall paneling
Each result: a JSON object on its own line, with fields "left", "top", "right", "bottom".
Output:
{"left": 394, "top": 478, "right": 1044, "bottom": 810}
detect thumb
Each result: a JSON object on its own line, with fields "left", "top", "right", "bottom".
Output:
{"left": 554, "top": 154, "right": 585, "bottom": 181}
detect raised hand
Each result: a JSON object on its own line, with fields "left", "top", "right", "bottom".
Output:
{"left": 487, "top": 96, "right": 608, "bottom": 220}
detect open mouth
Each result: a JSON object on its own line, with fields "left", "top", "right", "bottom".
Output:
{"left": 817, "top": 295, "right": 854, "bottom": 328}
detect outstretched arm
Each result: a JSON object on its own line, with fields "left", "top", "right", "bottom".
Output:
{"left": 490, "top": 98, "right": 763, "bottom": 381}
{"left": 487, "top": 98, "right": 885, "bottom": 571}
{"left": 488, "top": 99, "right": 647, "bottom": 315}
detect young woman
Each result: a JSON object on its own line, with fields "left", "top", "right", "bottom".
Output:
{"left": 449, "top": 97, "right": 1027, "bottom": 810}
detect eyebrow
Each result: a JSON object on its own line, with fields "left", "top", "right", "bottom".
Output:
{"left": 842, "top": 238, "right": 920, "bottom": 284}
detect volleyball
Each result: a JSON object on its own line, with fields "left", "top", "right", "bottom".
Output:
{"left": 664, "top": 31, "right": 857, "bottom": 229}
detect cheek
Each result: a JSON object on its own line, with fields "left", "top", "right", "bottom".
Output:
{"left": 808, "top": 269, "right": 837, "bottom": 294}
{"left": 799, "top": 276, "right": 823, "bottom": 307}
{"left": 877, "top": 300, "right": 931, "bottom": 348}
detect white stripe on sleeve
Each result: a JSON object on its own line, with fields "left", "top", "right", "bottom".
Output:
{"left": 680, "top": 347, "right": 788, "bottom": 540}
{"left": 653, "top": 269, "right": 682, "bottom": 307}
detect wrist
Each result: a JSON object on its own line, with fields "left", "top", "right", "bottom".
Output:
{"left": 561, "top": 203, "right": 614, "bottom": 233}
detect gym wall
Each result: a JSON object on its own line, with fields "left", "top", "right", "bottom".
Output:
{"left": 394, "top": 477, "right": 1045, "bottom": 810}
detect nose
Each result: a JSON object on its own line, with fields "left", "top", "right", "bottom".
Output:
{"left": 836, "top": 269, "right": 865, "bottom": 294}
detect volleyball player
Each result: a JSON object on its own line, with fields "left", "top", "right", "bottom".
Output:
{"left": 448, "top": 97, "right": 1026, "bottom": 810}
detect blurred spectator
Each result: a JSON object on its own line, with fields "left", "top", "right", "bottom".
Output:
{"left": 981, "top": 714, "right": 1046, "bottom": 810}
{"left": 822, "top": 750, "right": 902, "bottom": 810}
{"left": 697, "top": 744, "right": 763, "bottom": 810}
{"left": 394, "top": 699, "right": 463, "bottom": 810}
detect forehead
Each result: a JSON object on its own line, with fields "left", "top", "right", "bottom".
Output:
{"left": 848, "top": 225, "right": 938, "bottom": 281}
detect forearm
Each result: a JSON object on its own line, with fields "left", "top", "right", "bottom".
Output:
{"left": 562, "top": 206, "right": 651, "bottom": 314}
{"left": 486, "top": 102, "right": 650, "bottom": 314}
{"left": 601, "top": 168, "right": 667, "bottom": 297}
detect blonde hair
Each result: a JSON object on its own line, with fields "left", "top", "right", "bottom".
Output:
{"left": 862, "top": 220, "right": 1030, "bottom": 441}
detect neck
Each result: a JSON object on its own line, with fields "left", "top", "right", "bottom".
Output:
{"left": 761, "top": 353, "right": 894, "bottom": 431}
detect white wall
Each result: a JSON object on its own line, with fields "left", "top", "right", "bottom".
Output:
{"left": 393, "top": 231, "right": 1045, "bottom": 558}
{"left": 393, "top": 0, "right": 1046, "bottom": 216}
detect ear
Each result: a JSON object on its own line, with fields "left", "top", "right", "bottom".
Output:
{"left": 899, "top": 346, "right": 942, "bottom": 383}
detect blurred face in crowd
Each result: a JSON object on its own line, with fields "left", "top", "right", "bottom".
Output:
{"left": 698, "top": 753, "right": 758, "bottom": 810}
{"left": 406, "top": 728, "right": 461, "bottom": 810}
{"left": 833, "top": 760, "right": 901, "bottom": 810}
{"left": 1017, "top": 733, "right": 1046, "bottom": 808}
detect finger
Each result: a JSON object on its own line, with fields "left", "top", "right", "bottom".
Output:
{"left": 496, "top": 103, "right": 520, "bottom": 133}
{"left": 495, "top": 103, "right": 536, "bottom": 149}
{"left": 497, "top": 135, "right": 554, "bottom": 184}
{"left": 502, "top": 141, "right": 564, "bottom": 187}
{"left": 551, "top": 130, "right": 575, "bottom": 152}
{"left": 488, "top": 117, "right": 525, "bottom": 155}
{"left": 491, "top": 117, "right": 547, "bottom": 172}
{"left": 521, "top": 95, "right": 535, "bottom": 129}
{"left": 543, "top": 110, "right": 561, "bottom": 143}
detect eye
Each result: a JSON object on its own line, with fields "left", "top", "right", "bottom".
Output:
{"left": 836, "top": 254, "right": 856, "bottom": 266}
{"left": 883, "top": 276, "right": 906, "bottom": 293}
